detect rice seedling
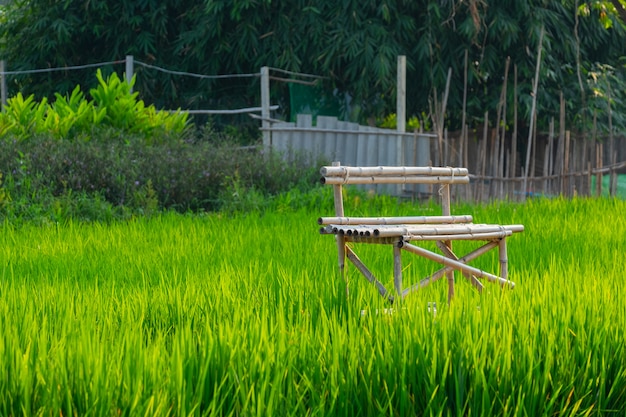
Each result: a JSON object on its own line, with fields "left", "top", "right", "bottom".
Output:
{"left": 0, "top": 197, "right": 625, "bottom": 416}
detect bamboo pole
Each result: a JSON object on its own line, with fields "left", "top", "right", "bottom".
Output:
{"left": 494, "top": 57, "right": 510, "bottom": 199}
{"left": 401, "top": 241, "right": 515, "bottom": 288}
{"left": 530, "top": 111, "right": 537, "bottom": 190}
{"left": 461, "top": 49, "right": 468, "bottom": 178}
{"left": 564, "top": 131, "right": 571, "bottom": 196}
{"left": 431, "top": 70, "right": 452, "bottom": 167}
{"left": 397, "top": 56, "right": 406, "bottom": 172}
{"left": 556, "top": 92, "right": 565, "bottom": 194}
{"left": 523, "top": 26, "right": 545, "bottom": 199}
{"left": 510, "top": 64, "right": 518, "bottom": 179}
{"left": 331, "top": 162, "right": 347, "bottom": 295}
{"left": 499, "top": 238, "right": 509, "bottom": 280}
{"left": 480, "top": 112, "right": 489, "bottom": 202}
{"left": 596, "top": 143, "right": 603, "bottom": 197}
{"left": 318, "top": 215, "right": 473, "bottom": 226}
{"left": 322, "top": 175, "right": 470, "bottom": 186}
{"left": 608, "top": 79, "right": 617, "bottom": 196}
{"left": 321, "top": 166, "right": 468, "bottom": 177}
{"left": 541, "top": 141, "right": 550, "bottom": 194}
{"left": 403, "top": 241, "right": 500, "bottom": 297}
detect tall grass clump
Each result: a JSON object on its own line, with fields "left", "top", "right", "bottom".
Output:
{"left": 1, "top": 196, "right": 625, "bottom": 415}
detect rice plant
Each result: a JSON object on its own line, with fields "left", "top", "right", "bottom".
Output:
{"left": 0, "top": 197, "right": 625, "bottom": 416}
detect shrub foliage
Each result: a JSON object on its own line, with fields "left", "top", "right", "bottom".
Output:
{"left": 0, "top": 70, "right": 322, "bottom": 223}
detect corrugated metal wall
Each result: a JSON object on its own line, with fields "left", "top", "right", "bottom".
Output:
{"left": 268, "top": 114, "right": 435, "bottom": 196}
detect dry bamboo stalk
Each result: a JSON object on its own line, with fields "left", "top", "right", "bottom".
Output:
{"left": 596, "top": 141, "right": 603, "bottom": 197}
{"left": 541, "top": 141, "right": 550, "bottom": 194}
{"left": 480, "top": 112, "right": 489, "bottom": 202}
{"left": 321, "top": 165, "right": 468, "bottom": 177}
{"left": 435, "top": 68, "right": 452, "bottom": 166}
{"left": 530, "top": 111, "right": 537, "bottom": 181}
{"left": 318, "top": 215, "right": 473, "bottom": 226}
{"left": 564, "top": 130, "right": 571, "bottom": 195}
{"left": 400, "top": 242, "right": 515, "bottom": 288}
{"left": 608, "top": 83, "right": 617, "bottom": 196}
{"left": 499, "top": 58, "right": 510, "bottom": 200}
{"left": 555, "top": 92, "right": 565, "bottom": 193}
{"left": 462, "top": 49, "right": 468, "bottom": 160}
{"left": 510, "top": 64, "right": 518, "bottom": 179}
{"left": 547, "top": 118, "right": 555, "bottom": 194}
{"left": 609, "top": 153, "right": 617, "bottom": 196}
{"left": 587, "top": 161, "right": 592, "bottom": 197}
{"left": 489, "top": 127, "right": 498, "bottom": 198}
{"left": 464, "top": 125, "right": 471, "bottom": 201}
{"left": 444, "top": 128, "right": 449, "bottom": 166}
{"left": 322, "top": 175, "right": 470, "bottom": 185}
{"left": 523, "top": 25, "right": 545, "bottom": 199}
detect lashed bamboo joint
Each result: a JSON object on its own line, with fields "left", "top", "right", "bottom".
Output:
{"left": 319, "top": 162, "right": 524, "bottom": 304}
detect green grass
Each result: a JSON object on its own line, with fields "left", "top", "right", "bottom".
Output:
{"left": 1, "top": 196, "right": 625, "bottom": 416}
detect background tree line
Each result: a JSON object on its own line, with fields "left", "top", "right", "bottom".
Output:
{"left": 1, "top": 0, "right": 626, "bottom": 135}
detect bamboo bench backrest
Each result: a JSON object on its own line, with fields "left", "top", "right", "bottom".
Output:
{"left": 320, "top": 163, "right": 470, "bottom": 217}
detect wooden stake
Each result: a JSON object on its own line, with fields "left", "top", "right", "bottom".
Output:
{"left": 510, "top": 64, "right": 518, "bottom": 179}
{"left": 564, "top": 131, "right": 571, "bottom": 196}
{"left": 596, "top": 143, "right": 603, "bottom": 197}
{"left": 480, "top": 112, "right": 489, "bottom": 202}
{"left": 523, "top": 26, "right": 545, "bottom": 199}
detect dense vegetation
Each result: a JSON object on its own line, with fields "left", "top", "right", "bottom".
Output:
{"left": 1, "top": 0, "right": 626, "bottom": 132}
{"left": 0, "top": 71, "right": 323, "bottom": 223}
{"left": 1, "top": 197, "right": 625, "bottom": 415}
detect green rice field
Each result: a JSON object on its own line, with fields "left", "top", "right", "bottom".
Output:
{"left": 1, "top": 195, "right": 625, "bottom": 416}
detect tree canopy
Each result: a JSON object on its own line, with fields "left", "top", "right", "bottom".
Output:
{"left": 1, "top": 0, "right": 625, "bottom": 133}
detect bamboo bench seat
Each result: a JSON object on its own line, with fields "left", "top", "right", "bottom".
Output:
{"left": 319, "top": 162, "right": 524, "bottom": 303}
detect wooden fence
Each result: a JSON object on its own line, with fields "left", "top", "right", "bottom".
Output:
{"left": 266, "top": 115, "right": 626, "bottom": 202}
{"left": 430, "top": 127, "right": 626, "bottom": 202}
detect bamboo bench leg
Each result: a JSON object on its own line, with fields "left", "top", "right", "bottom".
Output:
{"left": 336, "top": 235, "right": 347, "bottom": 296}
{"left": 393, "top": 245, "right": 403, "bottom": 297}
{"left": 499, "top": 238, "right": 508, "bottom": 281}
{"left": 444, "top": 240, "right": 455, "bottom": 303}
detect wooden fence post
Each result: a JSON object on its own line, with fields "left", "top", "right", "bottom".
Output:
{"left": 261, "top": 66, "right": 271, "bottom": 150}
{"left": 397, "top": 55, "right": 406, "bottom": 170}
{"left": 1, "top": 60, "right": 6, "bottom": 112}
{"left": 125, "top": 55, "right": 134, "bottom": 92}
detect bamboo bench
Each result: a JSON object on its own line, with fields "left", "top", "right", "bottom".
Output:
{"left": 318, "top": 162, "right": 524, "bottom": 303}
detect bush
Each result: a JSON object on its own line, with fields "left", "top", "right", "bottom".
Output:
{"left": 0, "top": 70, "right": 189, "bottom": 141}
{"left": 0, "top": 129, "right": 323, "bottom": 222}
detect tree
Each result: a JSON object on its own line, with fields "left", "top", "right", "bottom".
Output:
{"left": 1, "top": 0, "right": 625, "bottom": 133}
